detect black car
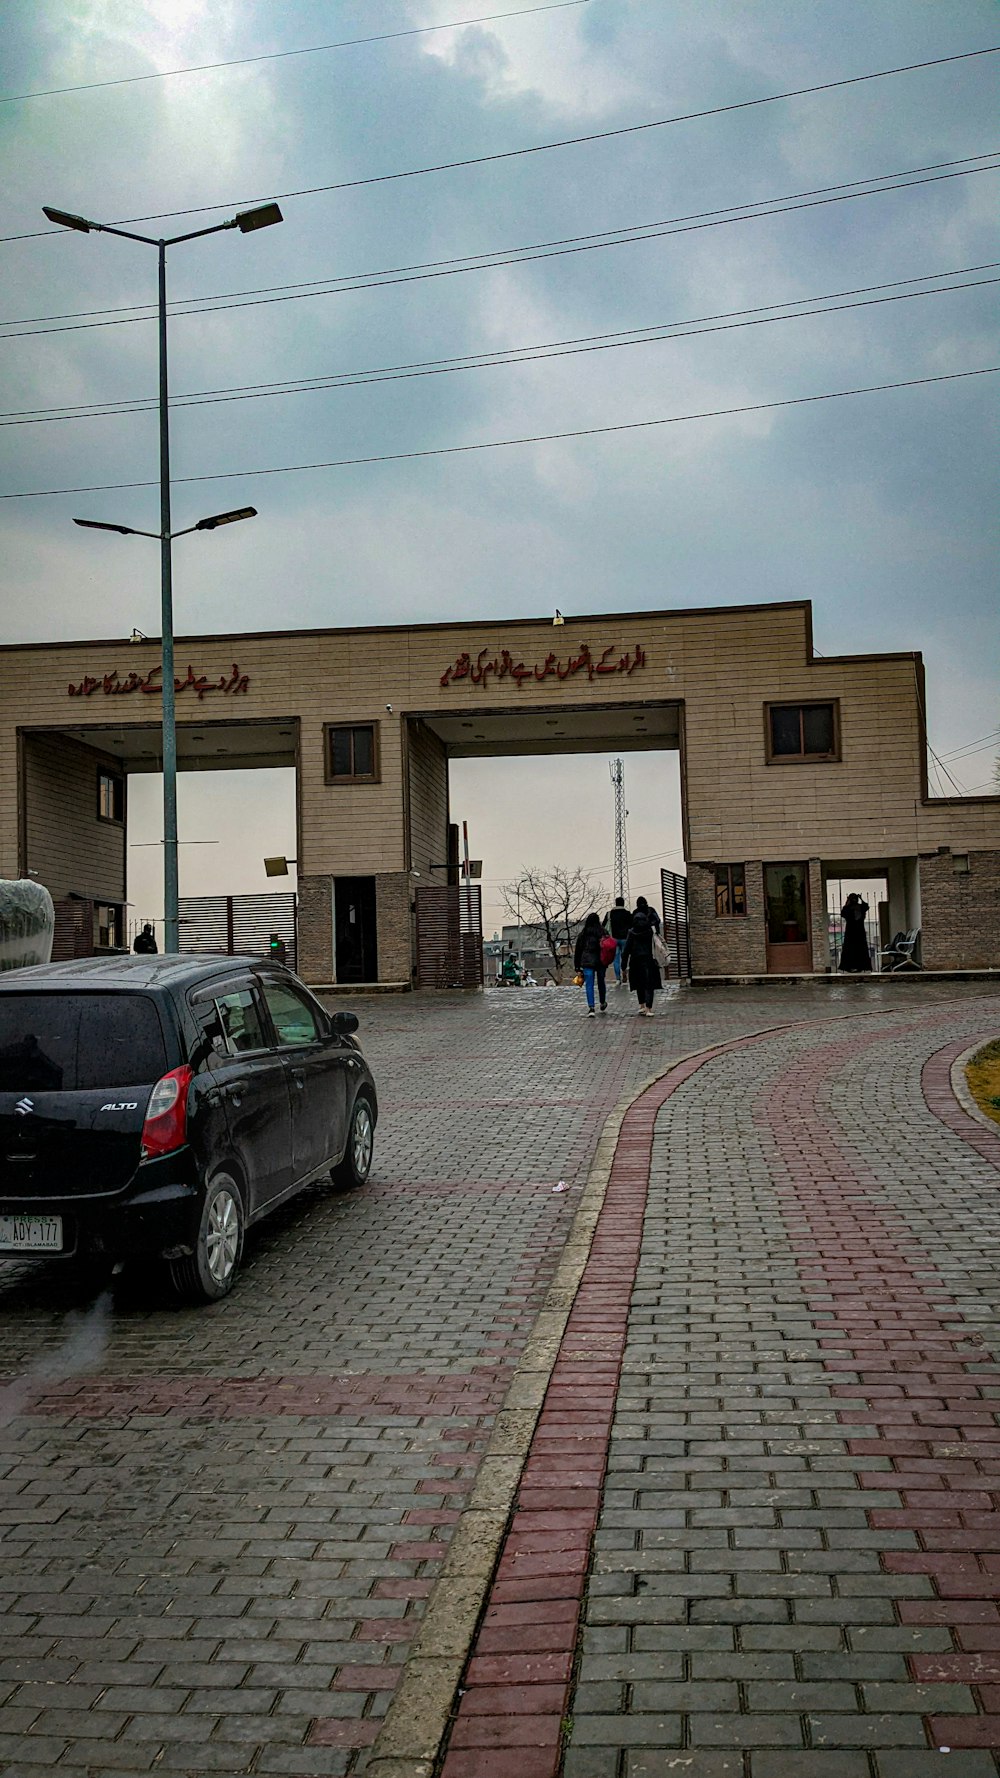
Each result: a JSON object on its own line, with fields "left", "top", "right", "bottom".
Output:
{"left": 0, "top": 955, "right": 377, "bottom": 1303}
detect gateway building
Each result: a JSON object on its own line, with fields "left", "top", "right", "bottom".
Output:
{"left": 1, "top": 600, "right": 997, "bottom": 983}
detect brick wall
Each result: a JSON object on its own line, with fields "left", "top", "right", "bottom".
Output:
{"left": 808, "top": 857, "right": 831, "bottom": 973}
{"left": 688, "top": 861, "right": 766, "bottom": 976}
{"left": 296, "top": 874, "right": 332, "bottom": 983}
{"left": 376, "top": 872, "right": 413, "bottom": 985}
{"left": 919, "top": 850, "right": 1000, "bottom": 970}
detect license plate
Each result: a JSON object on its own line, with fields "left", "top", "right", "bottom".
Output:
{"left": 0, "top": 1214, "right": 63, "bottom": 1252}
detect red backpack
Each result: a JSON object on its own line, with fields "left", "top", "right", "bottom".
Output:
{"left": 599, "top": 934, "right": 618, "bottom": 966}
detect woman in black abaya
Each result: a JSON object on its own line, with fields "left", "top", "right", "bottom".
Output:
{"left": 839, "top": 893, "right": 872, "bottom": 972}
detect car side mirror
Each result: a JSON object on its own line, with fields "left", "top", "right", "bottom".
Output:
{"left": 331, "top": 1011, "right": 359, "bottom": 1036}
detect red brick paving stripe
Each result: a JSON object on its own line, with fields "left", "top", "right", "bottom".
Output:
{"left": 757, "top": 1023, "right": 1000, "bottom": 1752}
{"left": 437, "top": 1009, "right": 1000, "bottom": 1778}
{"left": 439, "top": 1034, "right": 780, "bottom": 1778}
{"left": 927, "top": 1715, "right": 1000, "bottom": 1749}
{"left": 307, "top": 1718, "right": 381, "bottom": 1747}
{"left": 449, "top": 1714, "right": 562, "bottom": 1749}
{"left": 23, "top": 1367, "right": 506, "bottom": 1420}
{"left": 443, "top": 1752, "right": 562, "bottom": 1778}
{"left": 332, "top": 1664, "right": 402, "bottom": 1690}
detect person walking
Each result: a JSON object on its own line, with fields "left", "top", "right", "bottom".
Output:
{"left": 621, "top": 909, "right": 662, "bottom": 1016}
{"left": 133, "top": 922, "right": 157, "bottom": 955}
{"left": 605, "top": 895, "right": 632, "bottom": 985}
{"left": 633, "top": 894, "right": 661, "bottom": 934}
{"left": 574, "top": 912, "right": 608, "bottom": 1017}
{"left": 839, "top": 893, "right": 872, "bottom": 972}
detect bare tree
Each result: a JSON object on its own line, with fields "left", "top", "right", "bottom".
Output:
{"left": 500, "top": 865, "right": 600, "bottom": 980}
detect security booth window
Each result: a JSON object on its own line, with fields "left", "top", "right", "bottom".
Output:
{"left": 97, "top": 770, "right": 124, "bottom": 822}
{"left": 715, "top": 864, "right": 747, "bottom": 917}
{"left": 766, "top": 701, "right": 839, "bottom": 761}
{"left": 325, "top": 723, "right": 379, "bottom": 783}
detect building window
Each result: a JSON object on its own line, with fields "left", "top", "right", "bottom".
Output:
{"left": 325, "top": 722, "right": 379, "bottom": 783}
{"left": 94, "top": 903, "right": 122, "bottom": 950}
{"left": 715, "top": 864, "right": 747, "bottom": 918}
{"left": 97, "top": 770, "right": 124, "bottom": 822}
{"left": 765, "top": 701, "right": 839, "bottom": 762}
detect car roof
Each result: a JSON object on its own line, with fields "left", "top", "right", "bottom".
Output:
{"left": 0, "top": 954, "right": 279, "bottom": 994}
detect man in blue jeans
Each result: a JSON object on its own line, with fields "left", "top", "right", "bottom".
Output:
{"left": 605, "top": 896, "right": 632, "bottom": 985}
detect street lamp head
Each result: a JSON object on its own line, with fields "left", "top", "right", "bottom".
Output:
{"left": 234, "top": 202, "right": 282, "bottom": 233}
{"left": 73, "top": 517, "right": 136, "bottom": 535}
{"left": 194, "top": 506, "right": 257, "bottom": 531}
{"left": 43, "top": 205, "right": 94, "bottom": 233}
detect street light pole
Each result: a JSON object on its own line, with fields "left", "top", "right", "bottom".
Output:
{"left": 44, "top": 199, "right": 283, "bottom": 953}
{"left": 157, "top": 240, "right": 180, "bottom": 951}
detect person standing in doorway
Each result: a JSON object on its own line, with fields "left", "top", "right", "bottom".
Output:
{"left": 605, "top": 895, "right": 632, "bottom": 985}
{"left": 839, "top": 894, "right": 872, "bottom": 972}
{"left": 622, "top": 909, "right": 662, "bottom": 1016}
{"left": 633, "top": 894, "right": 661, "bottom": 934}
{"left": 133, "top": 922, "right": 157, "bottom": 955}
{"left": 574, "top": 912, "right": 608, "bottom": 1017}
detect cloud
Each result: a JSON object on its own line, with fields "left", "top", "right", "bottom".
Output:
{"left": 1, "top": 0, "right": 996, "bottom": 920}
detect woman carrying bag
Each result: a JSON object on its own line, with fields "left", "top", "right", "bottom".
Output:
{"left": 621, "top": 910, "right": 662, "bottom": 1017}
{"left": 573, "top": 912, "right": 609, "bottom": 1017}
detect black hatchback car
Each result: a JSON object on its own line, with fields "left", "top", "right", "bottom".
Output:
{"left": 0, "top": 955, "right": 377, "bottom": 1303}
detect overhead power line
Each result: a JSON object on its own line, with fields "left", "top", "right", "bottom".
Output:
{"left": 0, "top": 3, "right": 591, "bottom": 103}
{"left": 940, "top": 728, "right": 1000, "bottom": 762}
{"left": 5, "top": 150, "right": 994, "bottom": 330}
{"left": 2, "top": 266, "right": 995, "bottom": 428}
{"left": 3, "top": 153, "right": 996, "bottom": 336}
{"left": 3, "top": 44, "right": 997, "bottom": 243}
{"left": 2, "top": 365, "right": 995, "bottom": 501}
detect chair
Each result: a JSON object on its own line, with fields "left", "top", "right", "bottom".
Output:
{"left": 879, "top": 929, "right": 921, "bottom": 972}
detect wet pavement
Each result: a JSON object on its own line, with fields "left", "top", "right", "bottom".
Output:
{"left": 0, "top": 979, "right": 997, "bottom": 1777}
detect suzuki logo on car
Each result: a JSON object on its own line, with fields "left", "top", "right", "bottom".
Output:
{"left": 15, "top": 1097, "right": 34, "bottom": 1115}
{"left": 100, "top": 1102, "right": 139, "bottom": 1112}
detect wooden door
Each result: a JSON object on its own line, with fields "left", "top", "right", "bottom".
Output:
{"left": 763, "top": 863, "right": 812, "bottom": 973}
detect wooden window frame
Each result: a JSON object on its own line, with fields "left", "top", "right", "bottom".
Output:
{"left": 96, "top": 768, "right": 125, "bottom": 823}
{"left": 764, "top": 699, "right": 841, "bottom": 764}
{"left": 93, "top": 902, "right": 122, "bottom": 950}
{"left": 324, "top": 721, "right": 381, "bottom": 785}
{"left": 714, "top": 863, "right": 747, "bottom": 919}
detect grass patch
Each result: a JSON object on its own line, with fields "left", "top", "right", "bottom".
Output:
{"left": 965, "top": 1038, "right": 1000, "bottom": 1127}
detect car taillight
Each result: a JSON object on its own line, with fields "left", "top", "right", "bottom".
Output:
{"left": 140, "top": 1065, "right": 192, "bottom": 1161}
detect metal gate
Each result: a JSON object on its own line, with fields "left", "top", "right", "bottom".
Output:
{"left": 177, "top": 891, "right": 297, "bottom": 971}
{"left": 415, "top": 884, "right": 483, "bottom": 989}
{"left": 660, "top": 868, "right": 691, "bottom": 980}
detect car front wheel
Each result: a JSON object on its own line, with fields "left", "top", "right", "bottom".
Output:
{"left": 333, "top": 1094, "right": 374, "bottom": 1190}
{"left": 169, "top": 1172, "right": 245, "bottom": 1303}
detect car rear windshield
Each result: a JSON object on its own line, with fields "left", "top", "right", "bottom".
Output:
{"left": 0, "top": 993, "right": 168, "bottom": 1093}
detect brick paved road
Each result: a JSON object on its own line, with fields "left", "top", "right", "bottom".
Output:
{"left": 0, "top": 981, "right": 997, "bottom": 1778}
{"left": 441, "top": 989, "right": 1000, "bottom": 1778}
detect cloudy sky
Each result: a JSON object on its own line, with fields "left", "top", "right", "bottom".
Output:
{"left": 1, "top": 0, "right": 997, "bottom": 936}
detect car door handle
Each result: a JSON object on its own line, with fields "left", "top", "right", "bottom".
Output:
{"left": 222, "top": 1085, "right": 243, "bottom": 1107}
{"left": 291, "top": 1068, "right": 306, "bottom": 1091}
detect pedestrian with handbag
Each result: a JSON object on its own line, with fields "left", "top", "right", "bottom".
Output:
{"left": 621, "top": 910, "right": 662, "bottom": 1017}
{"left": 573, "top": 912, "right": 609, "bottom": 1017}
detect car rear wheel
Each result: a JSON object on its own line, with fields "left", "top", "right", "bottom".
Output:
{"left": 333, "top": 1094, "right": 374, "bottom": 1190}
{"left": 169, "top": 1172, "right": 245, "bottom": 1303}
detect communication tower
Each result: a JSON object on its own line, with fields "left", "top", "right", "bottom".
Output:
{"left": 610, "top": 758, "right": 629, "bottom": 904}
